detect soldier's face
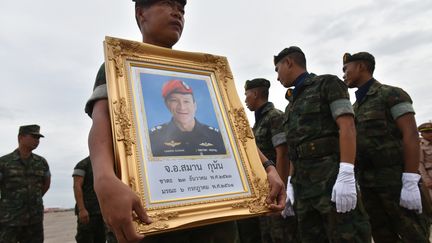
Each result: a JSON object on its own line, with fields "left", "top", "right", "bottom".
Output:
{"left": 244, "top": 89, "right": 258, "bottom": 111}
{"left": 166, "top": 93, "right": 197, "bottom": 125}
{"left": 343, "top": 62, "right": 361, "bottom": 88}
{"left": 275, "top": 59, "right": 294, "bottom": 88}
{"left": 137, "top": 0, "right": 185, "bottom": 48}
{"left": 422, "top": 131, "right": 432, "bottom": 142}
{"left": 19, "top": 134, "right": 40, "bottom": 150}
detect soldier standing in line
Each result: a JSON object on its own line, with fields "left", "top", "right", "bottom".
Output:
{"left": 342, "top": 51, "right": 429, "bottom": 242}
{"left": 237, "top": 78, "right": 297, "bottom": 243}
{"left": 85, "top": 0, "right": 286, "bottom": 242}
{"left": 418, "top": 122, "right": 432, "bottom": 216}
{"left": 274, "top": 46, "right": 371, "bottom": 242}
{"left": 419, "top": 122, "right": 432, "bottom": 198}
{"left": 73, "top": 156, "right": 111, "bottom": 243}
{"left": 0, "top": 125, "right": 51, "bottom": 243}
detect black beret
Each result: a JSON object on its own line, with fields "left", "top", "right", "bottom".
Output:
{"left": 244, "top": 78, "right": 271, "bottom": 90}
{"left": 133, "top": 0, "right": 186, "bottom": 6}
{"left": 274, "top": 46, "right": 304, "bottom": 65}
{"left": 419, "top": 122, "right": 432, "bottom": 132}
{"left": 343, "top": 52, "right": 375, "bottom": 65}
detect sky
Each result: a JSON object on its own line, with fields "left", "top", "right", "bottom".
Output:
{"left": 1, "top": 0, "right": 431, "bottom": 208}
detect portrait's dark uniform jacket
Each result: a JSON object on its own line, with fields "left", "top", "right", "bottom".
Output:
{"left": 149, "top": 119, "right": 226, "bottom": 156}
{"left": 0, "top": 149, "right": 50, "bottom": 226}
{"left": 283, "top": 72, "right": 370, "bottom": 242}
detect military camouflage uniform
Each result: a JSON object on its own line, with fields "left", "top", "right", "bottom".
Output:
{"left": 73, "top": 157, "right": 107, "bottom": 243}
{"left": 419, "top": 137, "right": 432, "bottom": 199}
{"left": 253, "top": 102, "right": 298, "bottom": 243}
{"left": 354, "top": 79, "right": 430, "bottom": 243}
{"left": 0, "top": 149, "right": 50, "bottom": 243}
{"left": 284, "top": 73, "right": 371, "bottom": 243}
{"left": 86, "top": 63, "right": 240, "bottom": 243}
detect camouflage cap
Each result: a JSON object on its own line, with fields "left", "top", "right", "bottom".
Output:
{"left": 274, "top": 46, "right": 304, "bottom": 65}
{"left": 132, "top": 0, "right": 186, "bottom": 6}
{"left": 162, "top": 80, "right": 193, "bottom": 99}
{"left": 244, "top": 78, "right": 271, "bottom": 90}
{"left": 419, "top": 122, "right": 432, "bottom": 132}
{"left": 19, "top": 124, "right": 44, "bottom": 138}
{"left": 343, "top": 52, "right": 375, "bottom": 66}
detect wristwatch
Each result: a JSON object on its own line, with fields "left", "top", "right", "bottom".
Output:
{"left": 262, "top": 160, "right": 276, "bottom": 169}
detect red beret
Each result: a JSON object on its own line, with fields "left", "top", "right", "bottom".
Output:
{"left": 162, "top": 80, "right": 193, "bottom": 99}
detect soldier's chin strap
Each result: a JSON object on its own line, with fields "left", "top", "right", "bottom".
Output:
{"left": 400, "top": 173, "right": 422, "bottom": 214}
{"left": 331, "top": 162, "right": 357, "bottom": 213}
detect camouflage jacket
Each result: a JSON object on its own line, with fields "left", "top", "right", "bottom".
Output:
{"left": 354, "top": 79, "right": 414, "bottom": 187}
{"left": 253, "top": 102, "right": 286, "bottom": 162}
{"left": 283, "top": 73, "right": 353, "bottom": 199}
{"left": 73, "top": 157, "right": 101, "bottom": 216}
{"left": 0, "top": 149, "right": 50, "bottom": 226}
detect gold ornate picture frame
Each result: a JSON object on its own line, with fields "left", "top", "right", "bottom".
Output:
{"left": 104, "top": 36, "right": 269, "bottom": 235}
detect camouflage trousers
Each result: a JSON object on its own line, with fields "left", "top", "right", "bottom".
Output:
{"left": 295, "top": 193, "right": 371, "bottom": 243}
{"left": 260, "top": 214, "right": 298, "bottom": 243}
{"left": 142, "top": 221, "right": 240, "bottom": 243}
{"left": 361, "top": 186, "right": 430, "bottom": 243}
{"left": 0, "top": 222, "right": 44, "bottom": 243}
{"left": 75, "top": 214, "right": 106, "bottom": 243}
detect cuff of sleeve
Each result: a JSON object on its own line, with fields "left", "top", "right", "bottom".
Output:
{"left": 85, "top": 84, "right": 108, "bottom": 117}
{"left": 339, "top": 162, "right": 354, "bottom": 172}
{"left": 402, "top": 172, "right": 421, "bottom": 182}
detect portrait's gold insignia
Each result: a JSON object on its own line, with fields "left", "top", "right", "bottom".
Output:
{"left": 164, "top": 140, "right": 181, "bottom": 147}
{"left": 199, "top": 142, "right": 214, "bottom": 147}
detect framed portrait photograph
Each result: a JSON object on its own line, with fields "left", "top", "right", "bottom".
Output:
{"left": 104, "top": 36, "right": 270, "bottom": 235}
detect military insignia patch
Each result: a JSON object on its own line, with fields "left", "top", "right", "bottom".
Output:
{"left": 164, "top": 140, "right": 181, "bottom": 147}
{"left": 199, "top": 142, "right": 214, "bottom": 147}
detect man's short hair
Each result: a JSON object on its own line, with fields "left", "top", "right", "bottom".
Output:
{"left": 343, "top": 52, "right": 375, "bottom": 74}
{"left": 274, "top": 46, "right": 306, "bottom": 68}
{"left": 134, "top": 0, "right": 186, "bottom": 7}
{"left": 134, "top": 0, "right": 187, "bottom": 29}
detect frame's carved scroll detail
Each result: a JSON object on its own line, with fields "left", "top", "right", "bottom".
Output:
{"left": 113, "top": 98, "right": 134, "bottom": 156}
{"left": 138, "top": 211, "right": 180, "bottom": 232}
{"left": 231, "top": 108, "right": 254, "bottom": 146}
{"left": 104, "top": 36, "right": 269, "bottom": 236}
{"left": 106, "top": 38, "right": 125, "bottom": 78}
{"left": 232, "top": 175, "right": 269, "bottom": 213}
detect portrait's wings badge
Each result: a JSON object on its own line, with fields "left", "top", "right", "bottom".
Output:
{"left": 164, "top": 140, "right": 182, "bottom": 147}
{"left": 199, "top": 142, "right": 214, "bottom": 147}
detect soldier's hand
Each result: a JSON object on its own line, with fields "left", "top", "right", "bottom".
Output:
{"left": 331, "top": 162, "right": 357, "bottom": 213}
{"left": 78, "top": 208, "right": 90, "bottom": 224}
{"left": 95, "top": 175, "right": 152, "bottom": 243}
{"left": 400, "top": 173, "right": 422, "bottom": 213}
{"left": 265, "top": 165, "right": 286, "bottom": 211}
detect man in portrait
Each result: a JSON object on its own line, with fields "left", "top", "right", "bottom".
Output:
{"left": 149, "top": 79, "right": 226, "bottom": 156}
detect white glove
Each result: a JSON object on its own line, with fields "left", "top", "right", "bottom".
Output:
{"left": 331, "top": 162, "right": 357, "bottom": 213}
{"left": 281, "top": 176, "right": 295, "bottom": 218}
{"left": 400, "top": 173, "right": 422, "bottom": 213}
{"left": 286, "top": 176, "right": 295, "bottom": 204}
